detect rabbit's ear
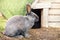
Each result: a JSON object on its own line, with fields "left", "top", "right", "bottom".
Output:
{"left": 26, "top": 4, "right": 31, "bottom": 13}
{"left": 34, "top": 13, "right": 39, "bottom": 19}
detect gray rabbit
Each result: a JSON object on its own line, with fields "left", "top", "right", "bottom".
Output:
{"left": 3, "top": 4, "right": 39, "bottom": 38}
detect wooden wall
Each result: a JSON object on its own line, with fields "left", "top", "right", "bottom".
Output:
{"left": 37, "top": 0, "right": 60, "bottom": 27}
{"left": 49, "top": 2, "right": 60, "bottom": 27}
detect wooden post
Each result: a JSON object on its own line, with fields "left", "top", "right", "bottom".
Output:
{"left": 42, "top": 8, "right": 49, "bottom": 27}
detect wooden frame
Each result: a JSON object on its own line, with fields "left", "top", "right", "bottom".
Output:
{"left": 31, "top": 2, "right": 51, "bottom": 27}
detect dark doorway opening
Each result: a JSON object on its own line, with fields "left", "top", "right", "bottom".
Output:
{"left": 31, "top": 9, "right": 42, "bottom": 29}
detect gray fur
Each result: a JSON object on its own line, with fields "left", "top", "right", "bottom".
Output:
{"left": 3, "top": 4, "right": 39, "bottom": 38}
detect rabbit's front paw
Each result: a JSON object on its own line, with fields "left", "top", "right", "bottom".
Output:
{"left": 24, "top": 33, "right": 31, "bottom": 38}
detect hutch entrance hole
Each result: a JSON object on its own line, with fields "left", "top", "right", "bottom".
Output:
{"left": 31, "top": 9, "right": 42, "bottom": 28}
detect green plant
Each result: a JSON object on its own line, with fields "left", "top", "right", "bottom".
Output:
{"left": 0, "top": 0, "right": 33, "bottom": 19}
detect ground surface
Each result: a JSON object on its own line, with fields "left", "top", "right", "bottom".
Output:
{"left": 0, "top": 27, "right": 60, "bottom": 40}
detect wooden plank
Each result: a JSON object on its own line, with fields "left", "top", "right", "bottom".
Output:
{"left": 38, "top": 0, "right": 50, "bottom": 3}
{"left": 31, "top": 3, "right": 51, "bottom": 9}
{"left": 50, "top": 0, "right": 60, "bottom": 2}
{"left": 48, "top": 23, "right": 60, "bottom": 28}
{"left": 48, "top": 16, "right": 60, "bottom": 21}
{"left": 51, "top": 3, "right": 60, "bottom": 8}
{"left": 49, "top": 9, "right": 60, "bottom": 14}
{"left": 42, "top": 8, "right": 48, "bottom": 27}
{"left": 39, "top": 0, "right": 60, "bottom": 2}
